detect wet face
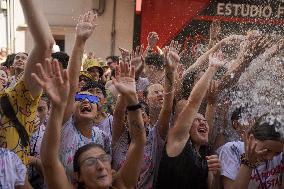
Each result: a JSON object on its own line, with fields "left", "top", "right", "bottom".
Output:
{"left": 74, "top": 98, "right": 98, "bottom": 121}
{"left": 253, "top": 138, "right": 284, "bottom": 162}
{"left": 0, "top": 70, "right": 8, "bottom": 87}
{"left": 147, "top": 84, "right": 164, "bottom": 110}
{"left": 88, "top": 87, "right": 106, "bottom": 107}
{"left": 190, "top": 113, "right": 209, "bottom": 145}
{"left": 37, "top": 99, "right": 49, "bottom": 123}
{"left": 13, "top": 53, "right": 28, "bottom": 72}
{"left": 77, "top": 147, "right": 112, "bottom": 188}
{"left": 106, "top": 58, "right": 117, "bottom": 70}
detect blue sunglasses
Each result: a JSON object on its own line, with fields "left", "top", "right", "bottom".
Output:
{"left": 75, "top": 93, "right": 99, "bottom": 104}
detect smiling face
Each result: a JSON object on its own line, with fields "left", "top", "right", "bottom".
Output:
{"left": 147, "top": 84, "right": 164, "bottom": 110}
{"left": 190, "top": 113, "right": 209, "bottom": 145}
{"left": 74, "top": 97, "right": 98, "bottom": 122}
{"left": 13, "top": 53, "right": 28, "bottom": 73}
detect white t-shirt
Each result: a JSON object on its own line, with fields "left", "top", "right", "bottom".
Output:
{"left": 59, "top": 117, "right": 111, "bottom": 183}
{"left": 0, "top": 148, "right": 27, "bottom": 188}
{"left": 218, "top": 141, "right": 283, "bottom": 189}
{"left": 94, "top": 114, "right": 113, "bottom": 139}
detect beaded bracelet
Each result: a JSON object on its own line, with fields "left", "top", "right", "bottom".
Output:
{"left": 240, "top": 153, "right": 258, "bottom": 169}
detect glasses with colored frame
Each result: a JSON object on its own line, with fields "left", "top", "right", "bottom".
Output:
{"left": 80, "top": 154, "right": 111, "bottom": 168}
{"left": 75, "top": 93, "right": 99, "bottom": 104}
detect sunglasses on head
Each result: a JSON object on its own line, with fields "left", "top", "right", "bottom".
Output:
{"left": 75, "top": 93, "right": 99, "bottom": 104}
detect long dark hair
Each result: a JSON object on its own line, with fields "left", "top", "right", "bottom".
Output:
{"left": 73, "top": 143, "right": 106, "bottom": 189}
{"left": 249, "top": 114, "right": 284, "bottom": 142}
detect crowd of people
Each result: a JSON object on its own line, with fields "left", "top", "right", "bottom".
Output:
{"left": 1, "top": 0, "right": 284, "bottom": 189}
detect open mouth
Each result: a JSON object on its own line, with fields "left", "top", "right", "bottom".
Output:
{"left": 97, "top": 175, "right": 107, "bottom": 180}
{"left": 197, "top": 127, "right": 207, "bottom": 133}
{"left": 80, "top": 104, "right": 92, "bottom": 113}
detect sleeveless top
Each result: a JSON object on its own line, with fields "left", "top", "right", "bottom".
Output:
{"left": 155, "top": 139, "right": 209, "bottom": 189}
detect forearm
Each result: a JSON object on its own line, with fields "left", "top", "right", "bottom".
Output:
{"left": 219, "top": 57, "right": 248, "bottom": 90}
{"left": 232, "top": 165, "right": 252, "bottom": 189}
{"left": 127, "top": 97, "right": 146, "bottom": 144}
{"left": 158, "top": 71, "right": 175, "bottom": 138}
{"left": 63, "top": 38, "right": 86, "bottom": 122}
{"left": 68, "top": 38, "right": 86, "bottom": 90}
{"left": 205, "top": 103, "right": 216, "bottom": 142}
{"left": 174, "top": 67, "right": 217, "bottom": 137}
{"left": 41, "top": 105, "right": 66, "bottom": 166}
{"left": 20, "top": 0, "right": 54, "bottom": 48}
{"left": 21, "top": 0, "right": 54, "bottom": 98}
{"left": 112, "top": 96, "right": 127, "bottom": 145}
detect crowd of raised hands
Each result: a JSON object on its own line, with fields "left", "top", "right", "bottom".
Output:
{"left": 1, "top": 1, "right": 284, "bottom": 189}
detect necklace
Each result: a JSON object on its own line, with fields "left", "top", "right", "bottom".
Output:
{"left": 76, "top": 128, "right": 95, "bottom": 149}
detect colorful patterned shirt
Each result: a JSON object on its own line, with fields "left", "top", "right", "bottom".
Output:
{"left": 0, "top": 80, "right": 40, "bottom": 165}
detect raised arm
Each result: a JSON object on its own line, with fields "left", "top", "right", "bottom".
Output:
{"left": 112, "top": 62, "right": 146, "bottom": 189}
{"left": 183, "top": 35, "right": 244, "bottom": 78}
{"left": 218, "top": 35, "right": 273, "bottom": 91}
{"left": 157, "top": 47, "right": 178, "bottom": 139}
{"left": 20, "top": 0, "right": 55, "bottom": 98}
{"left": 32, "top": 59, "right": 72, "bottom": 189}
{"left": 167, "top": 51, "right": 226, "bottom": 153}
{"left": 63, "top": 12, "right": 97, "bottom": 123}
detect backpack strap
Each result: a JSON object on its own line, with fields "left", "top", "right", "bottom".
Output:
{"left": 0, "top": 95, "right": 29, "bottom": 147}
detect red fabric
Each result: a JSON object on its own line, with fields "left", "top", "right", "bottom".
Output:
{"left": 140, "top": 0, "right": 210, "bottom": 47}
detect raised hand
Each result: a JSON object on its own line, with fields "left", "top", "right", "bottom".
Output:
{"left": 112, "top": 62, "right": 137, "bottom": 105}
{"left": 239, "top": 34, "right": 273, "bottom": 61}
{"left": 206, "top": 80, "right": 219, "bottom": 105}
{"left": 163, "top": 46, "right": 180, "bottom": 73}
{"left": 206, "top": 155, "right": 221, "bottom": 175}
{"left": 31, "top": 59, "right": 69, "bottom": 107}
{"left": 147, "top": 32, "right": 159, "bottom": 49}
{"left": 169, "top": 40, "right": 182, "bottom": 54}
{"left": 76, "top": 11, "right": 97, "bottom": 41}
{"left": 209, "top": 20, "right": 221, "bottom": 42}
{"left": 130, "top": 45, "right": 144, "bottom": 67}
{"left": 119, "top": 47, "right": 130, "bottom": 63}
{"left": 209, "top": 50, "right": 227, "bottom": 69}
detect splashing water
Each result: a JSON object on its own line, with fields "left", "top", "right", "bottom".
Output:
{"left": 229, "top": 50, "right": 284, "bottom": 137}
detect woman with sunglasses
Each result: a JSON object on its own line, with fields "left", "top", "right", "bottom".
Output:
{"left": 34, "top": 59, "right": 146, "bottom": 189}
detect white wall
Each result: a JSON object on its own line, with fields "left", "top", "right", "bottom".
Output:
{"left": 15, "top": 0, "right": 134, "bottom": 59}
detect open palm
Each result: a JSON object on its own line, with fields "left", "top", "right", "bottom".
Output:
{"left": 76, "top": 11, "right": 97, "bottom": 41}
{"left": 112, "top": 62, "right": 136, "bottom": 99}
{"left": 31, "top": 59, "right": 69, "bottom": 107}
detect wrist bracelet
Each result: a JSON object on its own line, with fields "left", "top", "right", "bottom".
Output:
{"left": 126, "top": 103, "right": 142, "bottom": 111}
{"left": 240, "top": 153, "right": 258, "bottom": 169}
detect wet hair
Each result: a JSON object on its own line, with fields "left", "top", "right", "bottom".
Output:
{"left": 73, "top": 143, "right": 105, "bottom": 189}
{"left": 52, "top": 52, "right": 69, "bottom": 69}
{"left": 106, "top": 55, "right": 119, "bottom": 63}
{"left": 249, "top": 115, "right": 284, "bottom": 142}
{"left": 2, "top": 53, "right": 16, "bottom": 68}
{"left": 144, "top": 52, "right": 164, "bottom": 70}
{"left": 231, "top": 107, "right": 244, "bottom": 122}
{"left": 81, "top": 81, "right": 106, "bottom": 97}
{"left": 181, "top": 70, "right": 199, "bottom": 99}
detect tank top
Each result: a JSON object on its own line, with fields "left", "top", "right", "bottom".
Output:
{"left": 155, "top": 139, "right": 209, "bottom": 189}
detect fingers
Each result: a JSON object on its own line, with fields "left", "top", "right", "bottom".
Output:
{"left": 31, "top": 73, "right": 45, "bottom": 88}
{"left": 206, "top": 155, "right": 221, "bottom": 171}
